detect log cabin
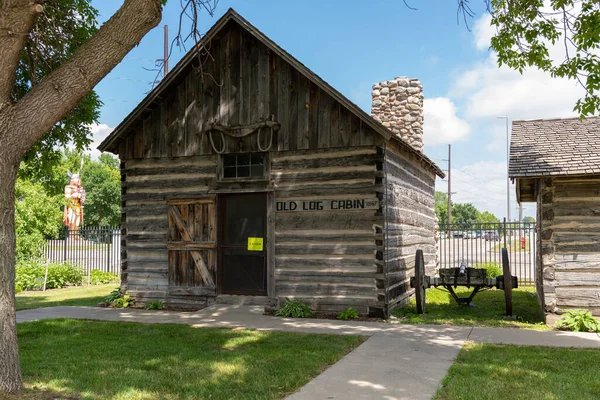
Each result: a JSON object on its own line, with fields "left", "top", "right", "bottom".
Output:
{"left": 509, "top": 117, "right": 600, "bottom": 316}
{"left": 98, "top": 9, "right": 444, "bottom": 317}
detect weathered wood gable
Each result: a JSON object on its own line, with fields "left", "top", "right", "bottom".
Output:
{"left": 112, "top": 20, "right": 383, "bottom": 160}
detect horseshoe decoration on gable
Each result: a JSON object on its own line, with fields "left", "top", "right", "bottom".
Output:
{"left": 206, "top": 116, "right": 280, "bottom": 154}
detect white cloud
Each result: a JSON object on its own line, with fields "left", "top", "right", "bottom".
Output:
{"left": 446, "top": 12, "right": 585, "bottom": 148}
{"left": 424, "top": 97, "right": 471, "bottom": 146}
{"left": 473, "top": 13, "right": 494, "bottom": 51}
{"left": 89, "top": 123, "right": 115, "bottom": 159}
{"left": 452, "top": 55, "right": 583, "bottom": 121}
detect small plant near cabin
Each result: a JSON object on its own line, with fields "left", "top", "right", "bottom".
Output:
{"left": 114, "top": 294, "right": 134, "bottom": 308}
{"left": 275, "top": 297, "right": 313, "bottom": 318}
{"left": 337, "top": 307, "right": 360, "bottom": 320}
{"left": 555, "top": 309, "right": 600, "bottom": 333}
{"left": 145, "top": 300, "right": 165, "bottom": 310}
{"left": 105, "top": 288, "right": 122, "bottom": 303}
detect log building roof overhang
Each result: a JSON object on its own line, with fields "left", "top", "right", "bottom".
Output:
{"left": 509, "top": 116, "right": 600, "bottom": 179}
{"left": 98, "top": 8, "right": 444, "bottom": 178}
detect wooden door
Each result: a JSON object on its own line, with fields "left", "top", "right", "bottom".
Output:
{"left": 218, "top": 193, "right": 267, "bottom": 295}
{"left": 167, "top": 198, "right": 216, "bottom": 296}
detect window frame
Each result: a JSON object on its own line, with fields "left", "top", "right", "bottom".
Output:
{"left": 219, "top": 152, "right": 269, "bottom": 182}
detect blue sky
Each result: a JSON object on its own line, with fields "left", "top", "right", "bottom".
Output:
{"left": 90, "top": 0, "right": 584, "bottom": 220}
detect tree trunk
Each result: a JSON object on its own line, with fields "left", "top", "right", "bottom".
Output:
{"left": 0, "top": 157, "right": 21, "bottom": 394}
{"left": 0, "top": 0, "right": 163, "bottom": 394}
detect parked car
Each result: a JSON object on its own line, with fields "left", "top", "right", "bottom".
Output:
{"left": 464, "top": 232, "right": 474, "bottom": 239}
{"left": 439, "top": 232, "right": 447, "bottom": 239}
{"left": 452, "top": 231, "right": 464, "bottom": 238}
{"left": 484, "top": 231, "right": 499, "bottom": 241}
{"left": 475, "top": 231, "right": 483, "bottom": 238}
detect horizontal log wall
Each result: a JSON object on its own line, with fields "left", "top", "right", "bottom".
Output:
{"left": 122, "top": 155, "right": 217, "bottom": 306}
{"left": 117, "top": 21, "right": 382, "bottom": 160}
{"left": 539, "top": 176, "right": 600, "bottom": 315}
{"left": 272, "top": 147, "right": 384, "bottom": 316}
{"left": 384, "top": 143, "right": 436, "bottom": 313}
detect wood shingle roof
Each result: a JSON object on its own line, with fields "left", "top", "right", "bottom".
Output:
{"left": 509, "top": 116, "right": 600, "bottom": 178}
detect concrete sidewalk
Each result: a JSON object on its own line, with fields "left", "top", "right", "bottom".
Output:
{"left": 16, "top": 305, "right": 600, "bottom": 400}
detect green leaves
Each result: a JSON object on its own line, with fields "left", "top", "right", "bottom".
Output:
{"left": 490, "top": 0, "right": 600, "bottom": 117}
{"left": 81, "top": 153, "right": 121, "bottom": 227}
{"left": 15, "top": 177, "right": 63, "bottom": 262}
{"left": 15, "top": 0, "right": 101, "bottom": 179}
{"left": 274, "top": 298, "right": 314, "bottom": 318}
{"left": 555, "top": 309, "right": 600, "bottom": 332}
{"left": 337, "top": 307, "right": 360, "bottom": 320}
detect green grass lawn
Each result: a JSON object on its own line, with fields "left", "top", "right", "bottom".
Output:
{"left": 392, "top": 287, "right": 547, "bottom": 330}
{"left": 15, "top": 284, "right": 116, "bottom": 311}
{"left": 13, "top": 319, "right": 363, "bottom": 400}
{"left": 435, "top": 342, "right": 600, "bottom": 400}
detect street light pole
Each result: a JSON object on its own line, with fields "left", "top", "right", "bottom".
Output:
{"left": 498, "top": 116, "right": 510, "bottom": 224}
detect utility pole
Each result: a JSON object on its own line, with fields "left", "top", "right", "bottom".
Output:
{"left": 497, "top": 115, "right": 511, "bottom": 225}
{"left": 519, "top": 202, "right": 523, "bottom": 224}
{"left": 163, "top": 25, "right": 169, "bottom": 75}
{"left": 506, "top": 116, "right": 510, "bottom": 225}
{"left": 447, "top": 144, "right": 451, "bottom": 233}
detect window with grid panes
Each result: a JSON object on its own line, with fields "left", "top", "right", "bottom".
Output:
{"left": 222, "top": 153, "right": 265, "bottom": 179}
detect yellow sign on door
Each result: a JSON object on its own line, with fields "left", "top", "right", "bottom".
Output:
{"left": 247, "top": 237, "right": 264, "bottom": 251}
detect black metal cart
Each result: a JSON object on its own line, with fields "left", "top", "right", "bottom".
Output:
{"left": 409, "top": 248, "right": 517, "bottom": 315}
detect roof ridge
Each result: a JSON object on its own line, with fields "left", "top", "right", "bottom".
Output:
{"left": 513, "top": 115, "right": 600, "bottom": 123}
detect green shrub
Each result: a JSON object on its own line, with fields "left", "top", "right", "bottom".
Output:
{"left": 15, "top": 261, "right": 84, "bottom": 291}
{"left": 45, "top": 262, "right": 84, "bottom": 289}
{"left": 275, "top": 298, "right": 313, "bottom": 318}
{"left": 15, "top": 261, "right": 45, "bottom": 291}
{"left": 90, "top": 269, "right": 119, "bottom": 285}
{"left": 555, "top": 310, "right": 600, "bottom": 333}
{"left": 114, "top": 294, "right": 133, "bottom": 308}
{"left": 145, "top": 300, "right": 165, "bottom": 310}
{"left": 15, "top": 232, "right": 45, "bottom": 264}
{"left": 476, "top": 262, "right": 502, "bottom": 279}
{"left": 105, "top": 288, "right": 122, "bottom": 303}
{"left": 337, "top": 307, "right": 359, "bottom": 320}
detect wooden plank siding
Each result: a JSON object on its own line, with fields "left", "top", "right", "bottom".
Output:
{"left": 383, "top": 143, "right": 437, "bottom": 313}
{"left": 272, "top": 147, "right": 384, "bottom": 316}
{"left": 123, "top": 156, "right": 218, "bottom": 305}
{"left": 538, "top": 176, "right": 600, "bottom": 315}
{"left": 119, "top": 21, "right": 382, "bottom": 161}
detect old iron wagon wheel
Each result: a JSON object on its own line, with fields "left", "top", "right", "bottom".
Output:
{"left": 415, "top": 249, "right": 426, "bottom": 314}
{"left": 502, "top": 248, "right": 513, "bottom": 316}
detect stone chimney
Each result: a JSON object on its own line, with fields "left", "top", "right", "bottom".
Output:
{"left": 371, "top": 77, "right": 424, "bottom": 152}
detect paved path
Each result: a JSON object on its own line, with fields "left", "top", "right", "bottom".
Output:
{"left": 17, "top": 306, "right": 600, "bottom": 400}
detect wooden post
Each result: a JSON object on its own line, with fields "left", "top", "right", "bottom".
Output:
{"left": 42, "top": 262, "right": 49, "bottom": 292}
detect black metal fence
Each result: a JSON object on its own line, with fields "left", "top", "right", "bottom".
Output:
{"left": 43, "top": 226, "right": 121, "bottom": 277}
{"left": 438, "top": 220, "right": 536, "bottom": 286}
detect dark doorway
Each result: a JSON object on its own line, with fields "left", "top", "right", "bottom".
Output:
{"left": 218, "top": 193, "right": 267, "bottom": 295}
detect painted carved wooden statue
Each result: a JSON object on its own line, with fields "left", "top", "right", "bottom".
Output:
{"left": 63, "top": 172, "right": 86, "bottom": 234}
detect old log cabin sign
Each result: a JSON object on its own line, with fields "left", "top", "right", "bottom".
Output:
{"left": 97, "top": 9, "right": 445, "bottom": 318}
{"left": 276, "top": 198, "right": 379, "bottom": 212}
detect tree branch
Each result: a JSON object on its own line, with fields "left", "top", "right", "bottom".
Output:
{"left": 0, "top": 0, "right": 43, "bottom": 110}
{"left": 3, "top": 0, "right": 163, "bottom": 156}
